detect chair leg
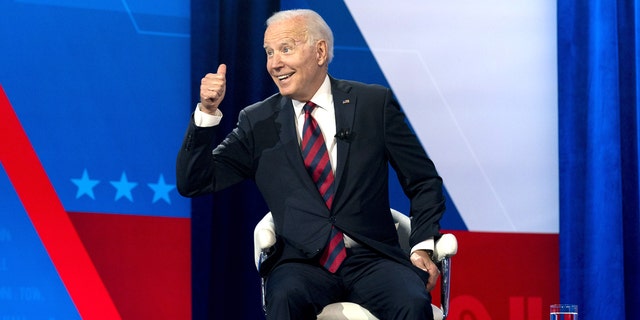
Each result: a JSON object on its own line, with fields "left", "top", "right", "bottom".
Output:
{"left": 259, "top": 251, "right": 268, "bottom": 315}
{"left": 439, "top": 257, "right": 451, "bottom": 320}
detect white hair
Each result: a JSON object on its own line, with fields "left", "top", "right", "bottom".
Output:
{"left": 266, "top": 9, "right": 334, "bottom": 63}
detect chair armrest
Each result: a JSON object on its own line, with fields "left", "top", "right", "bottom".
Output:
{"left": 254, "top": 213, "right": 276, "bottom": 269}
{"left": 433, "top": 233, "right": 457, "bottom": 319}
{"left": 433, "top": 233, "right": 458, "bottom": 262}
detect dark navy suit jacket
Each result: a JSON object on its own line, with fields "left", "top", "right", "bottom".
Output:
{"left": 177, "top": 76, "right": 445, "bottom": 281}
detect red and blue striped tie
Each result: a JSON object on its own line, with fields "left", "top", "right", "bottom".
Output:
{"left": 301, "top": 101, "right": 346, "bottom": 273}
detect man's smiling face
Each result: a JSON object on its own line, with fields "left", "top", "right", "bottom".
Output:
{"left": 263, "top": 17, "right": 328, "bottom": 102}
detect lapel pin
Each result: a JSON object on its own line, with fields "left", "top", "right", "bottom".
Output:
{"left": 342, "top": 99, "right": 350, "bottom": 104}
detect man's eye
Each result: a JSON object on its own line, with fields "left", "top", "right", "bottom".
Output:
{"left": 282, "top": 47, "right": 292, "bottom": 54}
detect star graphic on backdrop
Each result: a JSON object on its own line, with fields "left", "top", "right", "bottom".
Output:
{"left": 110, "top": 171, "right": 138, "bottom": 202}
{"left": 147, "top": 174, "right": 175, "bottom": 204}
{"left": 71, "top": 169, "right": 100, "bottom": 199}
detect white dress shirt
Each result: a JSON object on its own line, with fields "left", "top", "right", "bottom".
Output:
{"left": 291, "top": 76, "right": 337, "bottom": 171}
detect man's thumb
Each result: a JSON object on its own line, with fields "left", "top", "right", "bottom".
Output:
{"left": 217, "top": 64, "right": 227, "bottom": 76}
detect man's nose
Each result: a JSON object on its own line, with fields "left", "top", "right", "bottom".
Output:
{"left": 268, "top": 53, "right": 283, "bottom": 70}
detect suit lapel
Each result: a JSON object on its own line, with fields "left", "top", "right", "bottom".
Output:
{"left": 330, "top": 78, "right": 356, "bottom": 194}
{"left": 275, "top": 78, "right": 357, "bottom": 211}
{"left": 276, "top": 96, "right": 306, "bottom": 176}
{"left": 275, "top": 96, "right": 327, "bottom": 202}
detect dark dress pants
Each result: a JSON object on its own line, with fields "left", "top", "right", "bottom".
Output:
{"left": 265, "top": 246, "right": 433, "bottom": 320}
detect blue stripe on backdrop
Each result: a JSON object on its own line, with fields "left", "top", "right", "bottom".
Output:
{"left": 558, "top": 0, "right": 640, "bottom": 318}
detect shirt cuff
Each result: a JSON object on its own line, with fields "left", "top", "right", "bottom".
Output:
{"left": 410, "top": 238, "right": 434, "bottom": 255}
{"left": 194, "top": 103, "right": 223, "bottom": 127}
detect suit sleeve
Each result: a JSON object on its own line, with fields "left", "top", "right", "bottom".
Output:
{"left": 382, "top": 89, "right": 446, "bottom": 247}
{"left": 176, "top": 110, "right": 255, "bottom": 197}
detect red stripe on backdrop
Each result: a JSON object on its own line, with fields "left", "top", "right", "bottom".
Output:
{"left": 435, "top": 230, "right": 559, "bottom": 320}
{"left": 0, "top": 86, "right": 121, "bottom": 318}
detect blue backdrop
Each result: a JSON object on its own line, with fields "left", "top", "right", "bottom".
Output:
{"left": 2, "top": 0, "right": 637, "bottom": 318}
{"left": 1, "top": 0, "right": 192, "bottom": 318}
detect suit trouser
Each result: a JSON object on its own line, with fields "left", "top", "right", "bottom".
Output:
{"left": 265, "top": 246, "right": 433, "bottom": 320}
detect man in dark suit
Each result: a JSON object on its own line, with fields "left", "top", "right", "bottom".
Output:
{"left": 177, "top": 9, "right": 445, "bottom": 320}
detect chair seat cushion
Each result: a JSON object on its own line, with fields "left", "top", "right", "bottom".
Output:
{"left": 316, "top": 302, "right": 444, "bottom": 320}
{"left": 317, "top": 302, "right": 376, "bottom": 320}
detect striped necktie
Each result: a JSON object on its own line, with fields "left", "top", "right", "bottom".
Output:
{"left": 301, "top": 101, "right": 346, "bottom": 273}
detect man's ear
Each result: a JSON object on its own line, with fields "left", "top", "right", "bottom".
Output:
{"left": 316, "top": 40, "right": 328, "bottom": 65}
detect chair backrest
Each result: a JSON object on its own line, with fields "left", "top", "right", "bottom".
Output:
{"left": 390, "top": 208, "right": 412, "bottom": 254}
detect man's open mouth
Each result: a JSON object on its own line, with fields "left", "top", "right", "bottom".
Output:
{"left": 277, "top": 72, "right": 294, "bottom": 81}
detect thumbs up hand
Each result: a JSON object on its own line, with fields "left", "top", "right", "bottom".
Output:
{"left": 199, "top": 64, "right": 227, "bottom": 115}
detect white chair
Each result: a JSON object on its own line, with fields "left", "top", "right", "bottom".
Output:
{"left": 253, "top": 209, "right": 458, "bottom": 320}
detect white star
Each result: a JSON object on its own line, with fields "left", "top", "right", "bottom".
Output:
{"left": 71, "top": 169, "right": 100, "bottom": 199}
{"left": 148, "top": 174, "right": 175, "bottom": 204}
{"left": 110, "top": 172, "right": 138, "bottom": 202}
